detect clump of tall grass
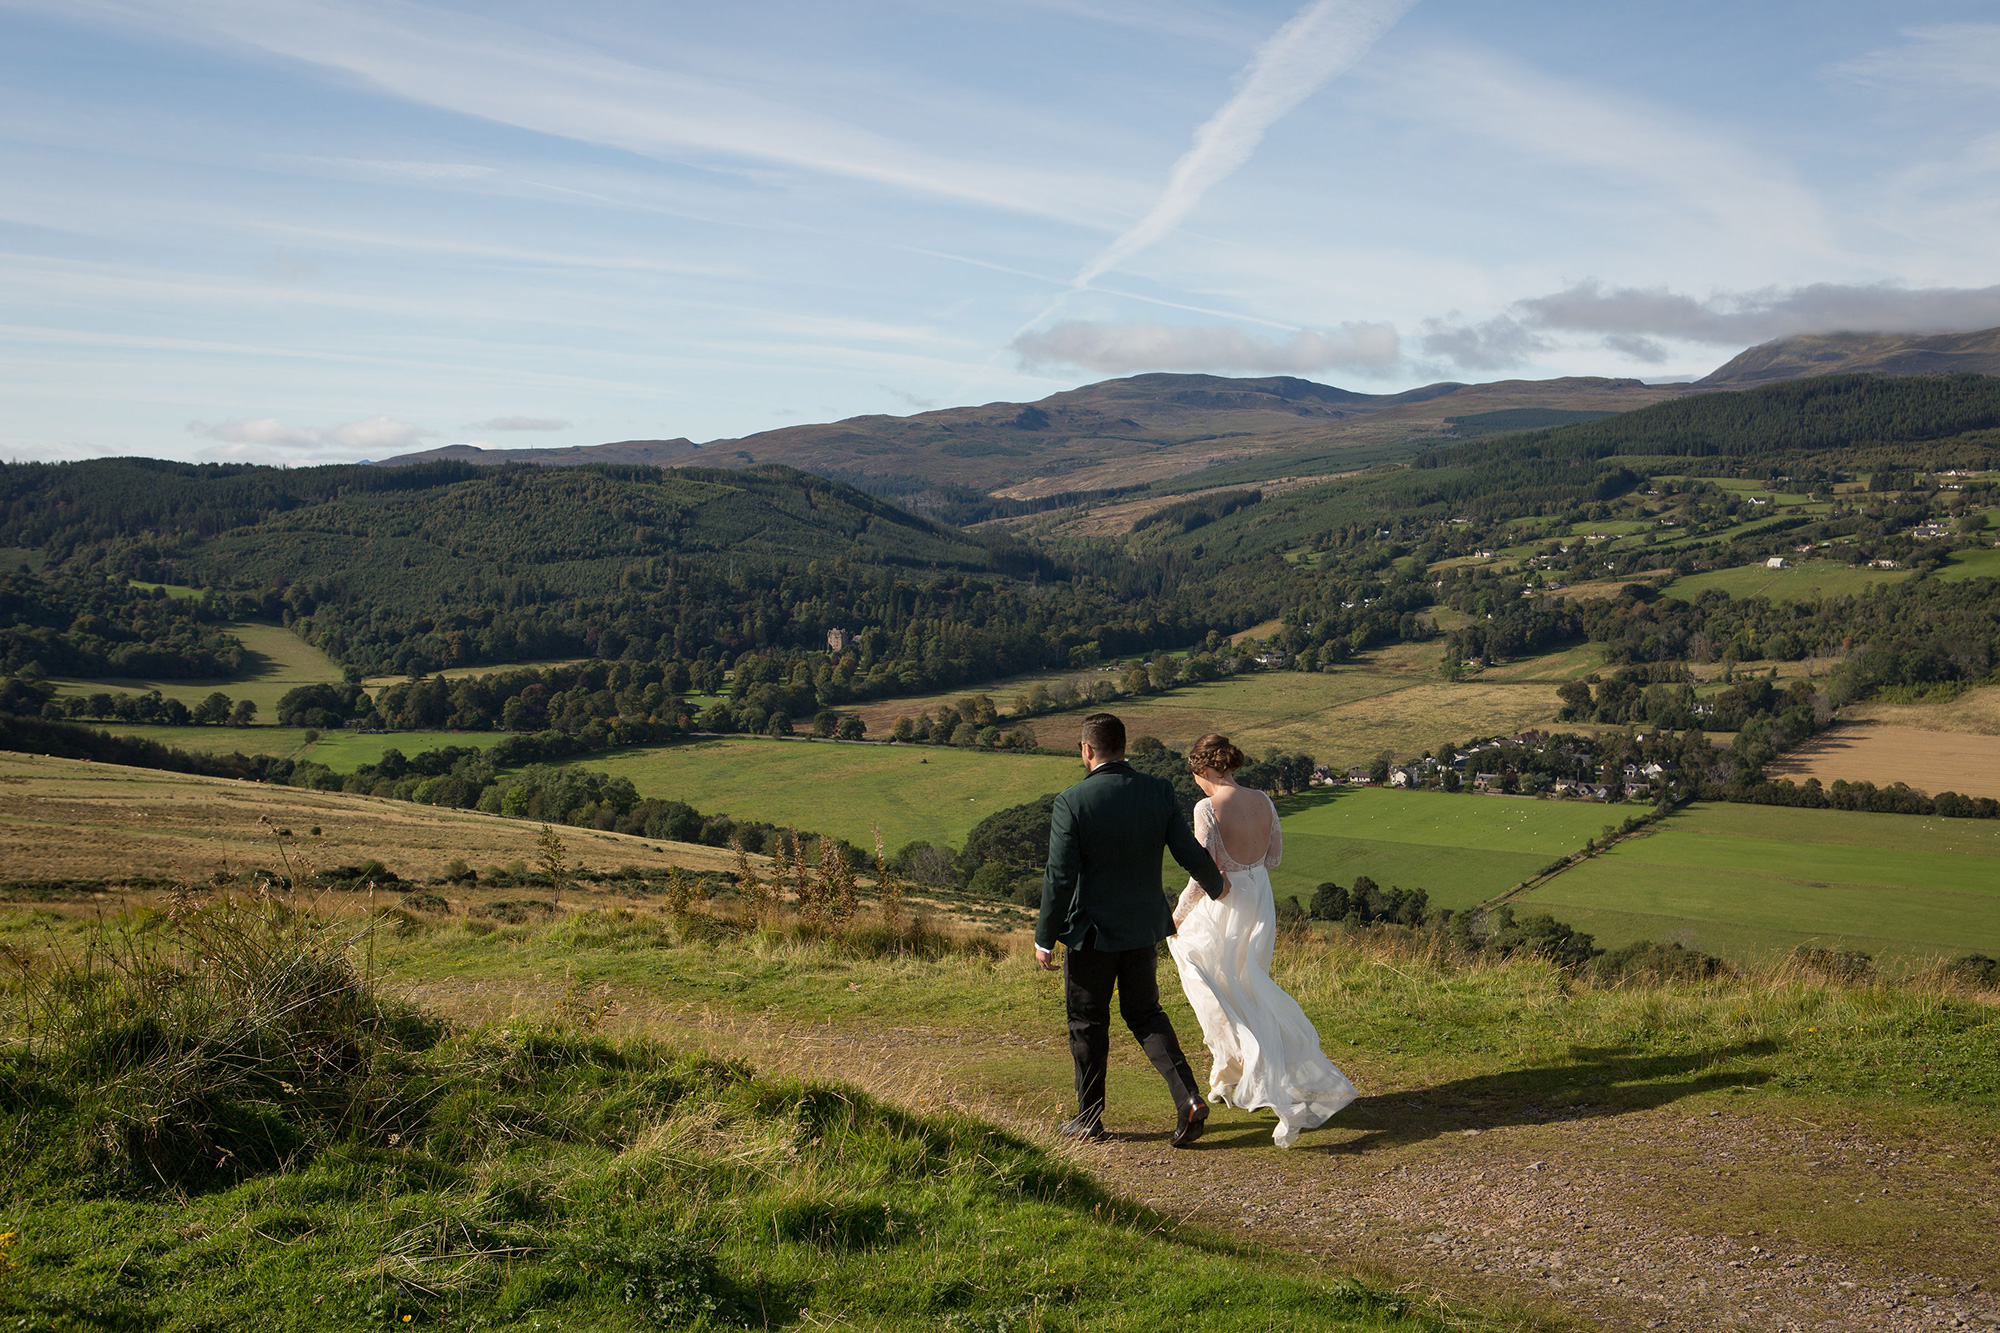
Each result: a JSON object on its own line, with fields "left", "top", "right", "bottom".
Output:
{"left": 2, "top": 887, "right": 441, "bottom": 1192}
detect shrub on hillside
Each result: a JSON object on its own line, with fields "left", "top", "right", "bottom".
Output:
{"left": 1786, "top": 946, "right": 1875, "bottom": 984}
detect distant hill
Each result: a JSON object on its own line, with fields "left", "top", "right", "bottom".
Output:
{"left": 1699, "top": 327, "right": 2000, "bottom": 386}
{"left": 379, "top": 372, "right": 1691, "bottom": 500}
{"left": 373, "top": 438, "right": 700, "bottom": 467}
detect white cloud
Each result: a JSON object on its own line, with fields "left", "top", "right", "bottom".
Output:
{"left": 468, "top": 415, "right": 569, "bottom": 432}
{"left": 1074, "top": 0, "right": 1417, "bottom": 288}
{"left": 1013, "top": 318, "right": 1398, "bottom": 375}
{"left": 187, "top": 413, "right": 432, "bottom": 458}
{"left": 1416, "top": 278, "right": 2000, "bottom": 373}
{"left": 1515, "top": 278, "right": 2000, "bottom": 344}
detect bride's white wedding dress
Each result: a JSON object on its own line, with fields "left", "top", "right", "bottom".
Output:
{"left": 1168, "top": 793, "right": 1358, "bottom": 1148}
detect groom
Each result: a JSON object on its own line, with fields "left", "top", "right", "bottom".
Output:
{"left": 1035, "top": 712, "right": 1226, "bottom": 1147}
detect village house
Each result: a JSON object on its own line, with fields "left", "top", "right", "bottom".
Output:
{"left": 1472, "top": 772, "right": 1501, "bottom": 792}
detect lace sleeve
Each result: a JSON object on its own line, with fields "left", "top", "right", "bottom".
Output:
{"left": 1172, "top": 879, "right": 1208, "bottom": 927}
{"left": 1263, "top": 794, "right": 1283, "bottom": 868}
{"left": 1193, "top": 798, "right": 1220, "bottom": 857}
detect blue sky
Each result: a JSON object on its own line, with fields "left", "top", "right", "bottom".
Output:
{"left": 4, "top": 0, "right": 2000, "bottom": 464}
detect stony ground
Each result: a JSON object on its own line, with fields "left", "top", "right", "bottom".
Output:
{"left": 400, "top": 976, "right": 2000, "bottom": 1333}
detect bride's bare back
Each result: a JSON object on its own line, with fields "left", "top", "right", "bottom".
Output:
{"left": 1205, "top": 781, "right": 1276, "bottom": 866}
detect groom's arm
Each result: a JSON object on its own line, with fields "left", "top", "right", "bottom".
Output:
{"left": 1166, "top": 802, "right": 1226, "bottom": 900}
{"left": 1035, "top": 792, "right": 1080, "bottom": 960}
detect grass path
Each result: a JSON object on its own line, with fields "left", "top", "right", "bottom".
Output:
{"left": 386, "top": 941, "right": 2000, "bottom": 1333}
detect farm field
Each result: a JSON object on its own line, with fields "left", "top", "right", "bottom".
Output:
{"left": 360, "top": 658, "right": 587, "bottom": 687}
{"left": 573, "top": 736, "right": 1082, "bottom": 851}
{"left": 1516, "top": 802, "right": 2000, "bottom": 967}
{"left": 1270, "top": 787, "right": 1618, "bottom": 910}
{"left": 46, "top": 621, "right": 344, "bottom": 714}
{"left": 1661, "top": 559, "right": 1911, "bottom": 603}
{"left": 1765, "top": 721, "right": 2000, "bottom": 798}
{"left": 0, "top": 751, "right": 738, "bottom": 888}
{"left": 67, "top": 725, "right": 508, "bottom": 768}
{"left": 1843, "top": 683, "right": 2000, "bottom": 735}
{"left": 856, "top": 641, "right": 1590, "bottom": 769}
{"left": 1936, "top": 545, "right": 2000, "bottom": 582}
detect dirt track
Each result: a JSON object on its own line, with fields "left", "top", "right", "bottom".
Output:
{"left": 398, "top": 978, "right": 2000, "bottom": 1333}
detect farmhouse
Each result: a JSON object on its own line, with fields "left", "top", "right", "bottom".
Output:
{"left": 1765, "top": 557, "right": 1789, "bottom": 569}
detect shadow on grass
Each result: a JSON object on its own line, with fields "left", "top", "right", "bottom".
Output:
{"left": 1178, "top": 1041, "right": 1778, "bottom": 1153}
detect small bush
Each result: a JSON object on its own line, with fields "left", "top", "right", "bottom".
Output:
{"left": 1786, "top": 946, "right": 1875, "bottom": 984}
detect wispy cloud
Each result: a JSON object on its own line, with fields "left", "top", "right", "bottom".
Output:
{"left": 80, "top": 0, "right": 1132, "bottom": 228}
{"left": 1388, "top": 47, "right": 1833, "bottom": 257}
{"left": 1074, "top": 0, "right": 1418, "bottom": 288}
{"left": 1014, "top": 318, "right": 1398, "bottom": 375}
{"left": 467, "top": 415, "right": 569, "bottom": 432}
{"left": 187, "top": 413, "right": 431, "bottom": 458}
{"left": 1837, "top": 24, "right": 2000, "bottom": 94}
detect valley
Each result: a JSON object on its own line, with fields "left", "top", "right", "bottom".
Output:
{"left": 7, "top": 356, "right": 2000, "bottom": 1333}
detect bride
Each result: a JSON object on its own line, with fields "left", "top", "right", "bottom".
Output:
{"left": 1169, "top": 733, "right": 1358, "bottom": 1148}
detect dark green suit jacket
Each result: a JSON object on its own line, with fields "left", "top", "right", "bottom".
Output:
{"left": 1036, "top": 760, "right": 1226, "bottom": 953}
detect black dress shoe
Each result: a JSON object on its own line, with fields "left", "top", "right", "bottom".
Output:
{"left": 1059, "top": 1113, "right": 1108, "bottom": 1142}
{"left": 1170, "top": 1099, "right": 1209, "bottom": 1148}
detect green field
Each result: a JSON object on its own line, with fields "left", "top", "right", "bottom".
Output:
{"left": 48, "top": 621, "right": 344, "bottom": 714}
{"left": 575, "top": 737, "right": 1083, "bottom": 850}
{"left": 1270, "top": 787, "right": 1618, "bottom": 910}
{"left": 1937, "top": 545, "right": 2000, "bottom": 582}
{"left": 1661, "top": 558, "right": 1911, "bottom": 603}
{"left": 1517, "top": 802, "right": 2000, "bottom": 967}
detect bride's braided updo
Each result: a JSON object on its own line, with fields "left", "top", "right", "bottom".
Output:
{"left": 1187, "top": 732, "right": 1245, "bottom": 776}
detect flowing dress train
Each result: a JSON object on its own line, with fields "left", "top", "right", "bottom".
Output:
{"left": 1167, "top": 793, "right": 1358, "bottom": 1147}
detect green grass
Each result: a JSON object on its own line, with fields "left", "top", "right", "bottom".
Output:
{"left": 1936, "top": 545, "right": 2000, "bottom": 582}
{"left": 573, "top": 737, "right": 1083, "bottom": 850}
{"left": 0, "top": 904, "right": 1474, "bottom": 1333}
{"left": 308, "top": 730, "right": 509, "bottom": 768}
{"left": 1270, "top": 788, "right": 1619, "bottom": 909}
{"left": 0, "top": 546, "right": 46, "bottom": 572}
{"left": 1517, "top": 802, "right": 2000, "bottom": 966}
{"left": 47, "top": 621, "right": 345, "bottom": 715}
{"left": 1661, "top": 559, "right": 1912, "bottom": 603}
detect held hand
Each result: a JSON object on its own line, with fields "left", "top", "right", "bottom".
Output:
{"left": 1035, "top": 946, "right": 1059, "bottom": 972}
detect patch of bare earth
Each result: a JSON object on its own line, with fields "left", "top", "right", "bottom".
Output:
{"left": 398, "top": 982, "right": 2000, "bottom": 1333}
{"left": 1765, "top": 722, "right": 2000, "bottom": 799}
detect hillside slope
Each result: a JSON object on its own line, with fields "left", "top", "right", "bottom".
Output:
{"left": 377, "top": 373, "right": 1691, "bottom": 500}
{"left": 1700, "top": 326, "right": 2000, "bottom": 386}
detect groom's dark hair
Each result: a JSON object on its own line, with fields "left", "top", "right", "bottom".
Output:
{"left": 1080, "top": 712, "right": 1125, "bottom": 757}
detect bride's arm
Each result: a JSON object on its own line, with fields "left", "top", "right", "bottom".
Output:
{"left": 1172, "top": 879, "right": 1207, "bottom": 926}
{"left": 1263, "top": 794, "right": 1283, "bottom": 868}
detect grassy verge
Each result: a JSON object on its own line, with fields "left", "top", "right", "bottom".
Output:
{"left": 0, "top": 898, "right": 1539, "bottom": 1333}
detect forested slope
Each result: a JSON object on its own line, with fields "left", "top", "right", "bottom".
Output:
{"left": 0, "top": 459, "right": 1297, "bottom": 684}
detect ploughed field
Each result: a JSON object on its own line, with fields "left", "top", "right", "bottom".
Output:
{"left": 1764, "top": 720, "right": 2000, "bottom": 799}
{"left": 1517, "top": 801, "right": 2000, "bottom": 967}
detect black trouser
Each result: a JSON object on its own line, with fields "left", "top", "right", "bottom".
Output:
{"left": 1063, "top": 942, "right": 1201, "bottom": 1125}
